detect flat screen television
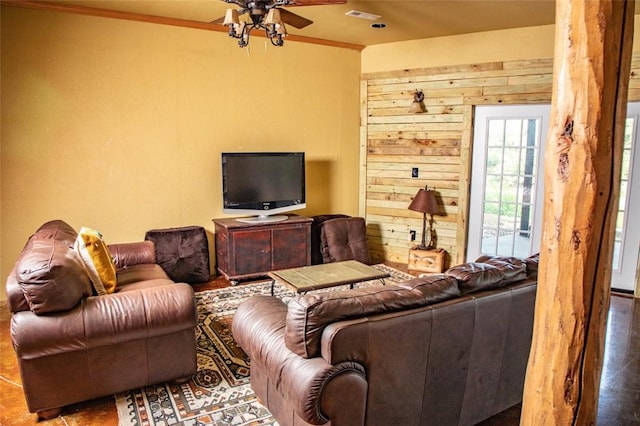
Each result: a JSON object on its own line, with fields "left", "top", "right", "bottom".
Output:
{"left": 221, "top": 152, "right": 306, "bottom": 223}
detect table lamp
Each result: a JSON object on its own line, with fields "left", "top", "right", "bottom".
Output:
{"left": 408, "top": 185, "right": 439, "bottom": 250}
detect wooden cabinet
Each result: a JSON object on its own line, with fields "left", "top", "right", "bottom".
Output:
{"left": 213, "top": 215, "right": 312, "bottom": 284}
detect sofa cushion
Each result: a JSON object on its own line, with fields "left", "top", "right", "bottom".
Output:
{"left": 24, "top": 219, "right": 78, "bottom": 247}
{"left": 474, "top": 256, "right": 528, "bottom": 284}
{"left": 285, "top": 277, "right": 460, "bottom": 358}
{"left": 475, "top": 254, "right": 533, "bottom": 282}
{"left": 115, "top": 277, "right": 176, "bottom": 292}
{"left": 445, "top": 262, "right": 505, "bottom": 293}
{"left": 286, "top": 286, "right": 420, "bottom": 358}
{"left": 395, "top": 274, "right": 461, "bottom": 301}
{"left": 475, "top": 254, "right": 517, "bottom": 264}
{"left": 116, "top": 263, "right": 170, "bottom": 287}
{"left": 525, "top": 253, "right": 540, "bottom": 277}
{"left": 145, "top": 226, "right": 210, "bottom": 284}
{"left": 75, "top": 227, "right": 117, "bottom": 295}
{"left": 15, "top": 220, "right": 93, "bottom": 314}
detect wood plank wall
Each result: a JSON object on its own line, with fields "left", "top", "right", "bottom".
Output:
{"left": 360, "top": 55, "right": 640, "bottom": 269}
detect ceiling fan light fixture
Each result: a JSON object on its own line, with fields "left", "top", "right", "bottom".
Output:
{"left": 215, "top": 0, "right": 322, "bottom": 48}
{"left": 264, "top": 10, "right": 286, "bottom": 46}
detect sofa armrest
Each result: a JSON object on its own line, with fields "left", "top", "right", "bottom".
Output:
{"left": 109, "top": 241, "right": 156, "bottom": 270}
{"left": 232, "top": 295, "right": 367, "bottom": 425}
{"left": 281, "top": 357, "right": 367, "bottom": 425}
{"left": 11, "top": 283, "right": 196, "bottom": 357}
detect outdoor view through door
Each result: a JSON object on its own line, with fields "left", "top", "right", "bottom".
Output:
{"left": 469, "top": 104, "right": 639, "bottom": 293}
{"left": 468, "top": 105, "right": 548, "bottom": 261}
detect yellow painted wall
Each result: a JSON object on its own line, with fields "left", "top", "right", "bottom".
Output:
{"left": 362, "top": 17, "right": 640, "bottom": 74}
{"left": 0, "top": 6, "right": 361, "bottom": 300}
{"left": 362, "top": 25, "right": 556, "bottom": 74}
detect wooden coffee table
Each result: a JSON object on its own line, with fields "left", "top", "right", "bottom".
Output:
{"left": 268, "top": 260, "right": 390, "bottom": 296}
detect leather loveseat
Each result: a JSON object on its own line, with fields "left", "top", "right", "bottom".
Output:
{"left": 232, "top": 255, "right": 539, "bottom": 426}
{"left": 5, "top": 220, "right": 197, "bottom": 419}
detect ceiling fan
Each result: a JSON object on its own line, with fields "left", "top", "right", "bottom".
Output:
{"left": 213, "top": 0, "right": 346, "bottom": 47}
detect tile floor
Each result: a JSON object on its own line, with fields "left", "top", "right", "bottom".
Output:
{"left": 1, "top": 274, "right": 638, "bottom": 425}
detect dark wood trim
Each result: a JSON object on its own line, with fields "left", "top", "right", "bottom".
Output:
{"left": 0, "top": 0, "right": 366, "bottom": 51}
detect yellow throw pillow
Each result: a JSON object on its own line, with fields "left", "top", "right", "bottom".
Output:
{"left": 74, "top": 226, "right": 117, "bottom": 295}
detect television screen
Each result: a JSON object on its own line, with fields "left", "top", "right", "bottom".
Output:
{"left": 222, "top": 152, "right": 306, "bottom": 223}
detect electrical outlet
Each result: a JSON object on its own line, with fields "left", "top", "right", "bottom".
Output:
{"left": 409, "top": 230, "right": 416, "bottom": 241}
{"left": 411, "top": 167, "right": 419, "bottom": 178}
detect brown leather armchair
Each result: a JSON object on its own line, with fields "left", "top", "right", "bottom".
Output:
{"left": 317, "top": 216, "right": 371, "bottom": 265}
{"left": 5, "top": 220, "right": 197, "bottom": 419}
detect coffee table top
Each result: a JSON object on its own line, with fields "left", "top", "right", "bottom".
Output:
{"left": 268, "top": 260, "right": 390, "bottom": 293}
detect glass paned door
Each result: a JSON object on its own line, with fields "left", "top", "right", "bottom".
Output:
{"left": 469, "top": 103, "right": 639, "bottom": 294}
{"left": 611, "top": 103, "right": 640, "bottom": 292}
{"left": 468, "top": 105, "right": 549, "bottom": 261}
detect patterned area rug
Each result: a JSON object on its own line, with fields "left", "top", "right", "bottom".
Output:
{"left": 115, "top": 264, "right": 413, "bottom": 426}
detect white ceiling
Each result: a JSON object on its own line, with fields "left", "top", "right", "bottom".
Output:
{"left": 48, "top": 0, "right": 558, "bottom": 47}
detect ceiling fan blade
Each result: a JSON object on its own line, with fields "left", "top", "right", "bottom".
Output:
{"left": 287, "top": 0, "right": 346, "bottom": 5}
{"left": 279, "top": 8, "right": 313, "bottom": 29}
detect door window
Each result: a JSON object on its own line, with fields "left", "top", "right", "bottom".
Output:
{"left": 468, "top": 105, "right": 549, "bottom": 260}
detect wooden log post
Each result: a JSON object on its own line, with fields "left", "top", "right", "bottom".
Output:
{"left": 520, "top": 0, "right": 634, "bottom": 424}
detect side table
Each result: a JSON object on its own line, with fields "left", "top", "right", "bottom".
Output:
{"left": 408, "top": 247, "right": 445, "bottom": 273}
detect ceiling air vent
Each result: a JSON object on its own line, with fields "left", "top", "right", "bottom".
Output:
{"left": 345, "top": 10, "right": 382, "bottom": 21}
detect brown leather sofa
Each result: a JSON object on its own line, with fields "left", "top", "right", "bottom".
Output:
{"left": 5, "top": 220, "right": 197, "bottom": 419}
{"left": 232, "top": 255, "right": 539, "bottom": 426}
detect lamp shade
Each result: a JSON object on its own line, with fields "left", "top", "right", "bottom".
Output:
{"left": 223, "top": 8, "right": 240, "bottom": 26}
{"left": 408, "top": 187, "right": 438, "bottom": 215}
{"left": 265, "top": 8, "right": 284, "bottom": 25}
{"left": 409, "top": 101, "right": 424, "bottom": 114}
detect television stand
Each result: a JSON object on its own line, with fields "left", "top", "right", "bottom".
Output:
{"left": 235, "top": 215, "right": 289, "bottom": 224}
{"left": 213, "top": 215, "right": 312, "bottom": 285}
